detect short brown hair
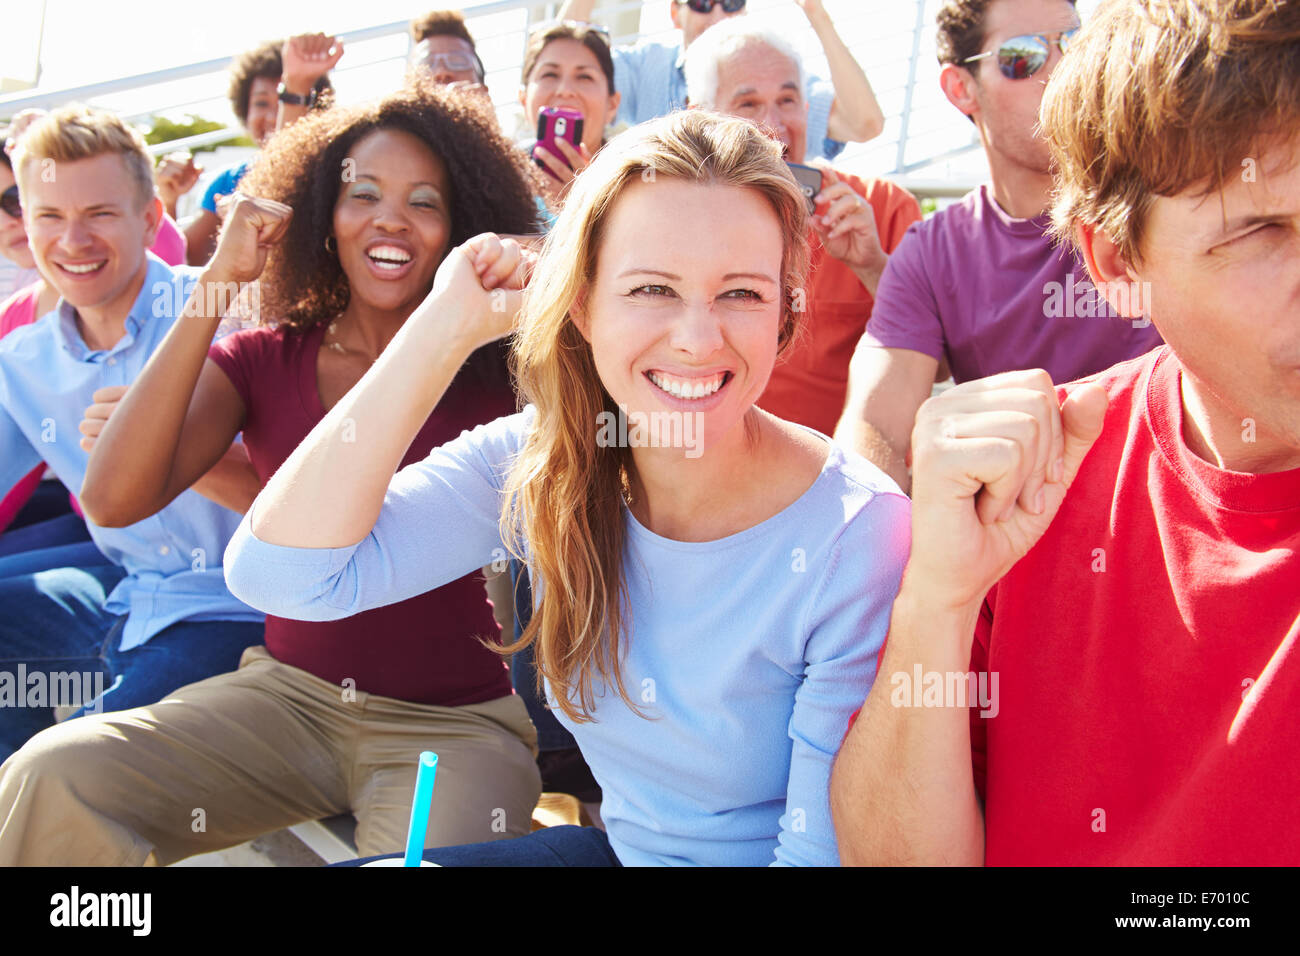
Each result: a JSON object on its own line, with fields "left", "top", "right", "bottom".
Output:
{"left": 227, "top": 40, "right": 333, "bottom": 126}
{"left": 1042, "top": 0, "right": 1300, "bottom": 263}
{"left": 409, "top": 9, "right": 476, "bottom": 46}
{"left": 936, "top": 0, "right": 1077, "bottom": 66}
{"left": 13, "top": 104, "right": 154, "bottom": 209}
{"left": 522, "top": 22, "right": 615, "bottom": 95}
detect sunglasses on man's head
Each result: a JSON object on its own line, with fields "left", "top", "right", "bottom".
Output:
{"left": 1, "top": 185, "right": 20, "bottom": 220}
{"left": 962, "top": 29, "right": 1078, "bottom": 80}
{"left": 678, "top": 0, "right": 747, "bottom": 14}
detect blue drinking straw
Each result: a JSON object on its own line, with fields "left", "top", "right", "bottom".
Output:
{"left": 403, "top": 751, "right": 439, "bottom": 867}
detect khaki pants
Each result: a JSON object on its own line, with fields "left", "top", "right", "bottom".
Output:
{"left": 0, "top": 646, "right": 540, "bottom": 865}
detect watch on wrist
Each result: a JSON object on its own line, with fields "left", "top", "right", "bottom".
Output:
{"left": 277, "top": 83, "right": 317, "bottom": 108}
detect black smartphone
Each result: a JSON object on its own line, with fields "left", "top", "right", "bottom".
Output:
{"left": 786, "top": 161, "right": 823, "bottom": 215}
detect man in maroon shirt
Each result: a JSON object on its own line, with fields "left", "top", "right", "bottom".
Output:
{"left": 832, "top": 0, "right": 1300, "bottom": 865}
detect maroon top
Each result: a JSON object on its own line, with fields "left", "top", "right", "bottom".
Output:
{"left": 209, "top": 323, "right": 517, "bottom": 706}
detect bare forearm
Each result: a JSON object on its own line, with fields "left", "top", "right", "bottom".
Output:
{"left": 809, "top": 10, "right": 885, "bottom": 143}
{"left": 849, "top": 259, "right": 886, "bottom": 298}
{"left": 836, "top": 410, "right": 911, "bottom": 493}
{"left": 191, "top": 443, "right": 261, "bottom": 514}
{"left": 184, "top": 213, "right": 219, "bottom": 267}
{"left": 275, "top": 101, "right": 308, "bottom": 133}
{"left": 82, "top": 269, "right": 231, "bottom": 526}
{"left": 831, "top": 587, "right": 985, "bottom": 865}
{"left": 557, "top": 0, "right": 597, "bottom": 21}
{"left": 248, "top": 314, "right": 477, "bottom": 548}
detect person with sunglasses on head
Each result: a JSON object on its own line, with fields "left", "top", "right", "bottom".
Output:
{"left": 836, "top": 0, "right": 1163, "bottom": 494}
{"left": 558, "top": 0, "right": 883, "bottom": 162}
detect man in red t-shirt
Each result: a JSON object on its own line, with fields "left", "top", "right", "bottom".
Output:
{"left": 831, "top": 0, "right": 1300, "bottom": 865}
{"left": 683, "top": 18, "right": 921, "bottom": 436}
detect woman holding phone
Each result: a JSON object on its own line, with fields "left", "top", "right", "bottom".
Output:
{"left": 0, "top": 81, "right": 545, "bottom": 867}
{"left": 520, "top": 21, "right": 621, "bottom": 209}
{"left": 220, "top": 110, "right": 909, "bottom": 867}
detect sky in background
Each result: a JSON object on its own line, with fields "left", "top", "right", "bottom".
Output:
{"left": 2, "top": 0, "right": 1102, "bottom": 185}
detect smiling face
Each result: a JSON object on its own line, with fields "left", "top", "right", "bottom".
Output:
{"left": 713, "top": 42, "right": 807, "bottom": 163}
{"left": 574, "top": 177, "right": 785, "bottom": 455}
{"left": 521, "top": 38, "right": 620, "bottom": 155}
{"left": 21, "top": 152, "right": 158, "bottom": 316}
{"left": 1111, "top": 135, "right": 1300, "bottom": 470}
{"left": 332, "top": 127, "right": 453, "bottom": 316}
{"left": 244, "top": 75, "right": 281, "bottom": 147}
{"left": 0, "top": 162, "right": 35, "bottom": 269}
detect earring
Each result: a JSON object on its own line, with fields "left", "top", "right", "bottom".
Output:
{"left": 324, "top": 235, "right": 336, "bottom": 254}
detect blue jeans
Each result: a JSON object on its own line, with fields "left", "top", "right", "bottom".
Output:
{"left": 0, "top": 565, "right": 265, "bottom": 762}
{"left": 343, "top": 825, "right": 621, "bottom": 867}
{"left": 0, "top": 509, "right": 102, "bottom": 566}
{"left": 4, "top": 480, "right": 78, "bottom": 532}
{"left": 0, "top": 538, "right": 110, "bottom": 578}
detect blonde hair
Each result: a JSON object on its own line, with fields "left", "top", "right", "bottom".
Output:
{"left": 13, "top": 105, "right": 155, "bottom": 211}
{"left": 1042, "top": 0, "right": 1300, "bottom": 263}
{"left": 499, "top": 109, "right": 809, "bottom": 722}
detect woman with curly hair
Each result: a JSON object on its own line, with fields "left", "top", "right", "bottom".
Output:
{"left": 0, "top": 81, "right": 544, "bottom": 866}
{"left": 223, "top": 109, "right": 911, "bottom": 866}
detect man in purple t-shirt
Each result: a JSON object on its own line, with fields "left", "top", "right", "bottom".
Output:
{"left": 834, "top": 0, "right": 1162, "bottom": 492}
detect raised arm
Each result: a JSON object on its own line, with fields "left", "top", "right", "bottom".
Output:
{"left": 154, "top": 152, "right": 202, "bottom": 222}
{"left": 834, "top": 345, "right": 937, "bottom": 494}
{"left": 246, "top": 234, "right": 526, "bottom": 549}
{"left": 557, "top": 0, "right": 598, "bottom": 21}
{"left": 79, "top": 196, "right": 292, "bottom": 527}
{"left": 797, "top": 0, "right": 885, "bottom": 144}
{"left": 830, "top": 370, "right": 1108, "bottom": 865}
{"left": 276, "top": 33, "right": 343, "bottom": 133}
{"left": 184, "top": 210, "right": 221, "bottom": 266}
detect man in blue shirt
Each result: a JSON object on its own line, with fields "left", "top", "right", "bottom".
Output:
{"left": 0, "top": 106, "right": 264, "bottom": 761}
{"left": 558, "top": 0, "right": 884, "bottom": 161}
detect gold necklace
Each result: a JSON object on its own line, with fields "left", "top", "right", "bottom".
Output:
{"left": 323, "top": 318, "right": 377, "bottom": 363}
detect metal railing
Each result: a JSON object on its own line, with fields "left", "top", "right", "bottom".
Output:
{"left": 0, "top": 0, "right": 984, "bottom": 197}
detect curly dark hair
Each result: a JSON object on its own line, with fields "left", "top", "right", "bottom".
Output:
{"left": 238, "top": 78, "right": 542, "bottom": 335}
{"left": 227, "top": 39, "right": 333, "bottom": 126}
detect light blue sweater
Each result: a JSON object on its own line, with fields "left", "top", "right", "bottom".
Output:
{"left": 224, "top": 406, "right": 910, "bottom": 866}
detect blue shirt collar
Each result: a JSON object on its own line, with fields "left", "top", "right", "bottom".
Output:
{"left": 55, "top": 252, "right": 171, "bottom": 360}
